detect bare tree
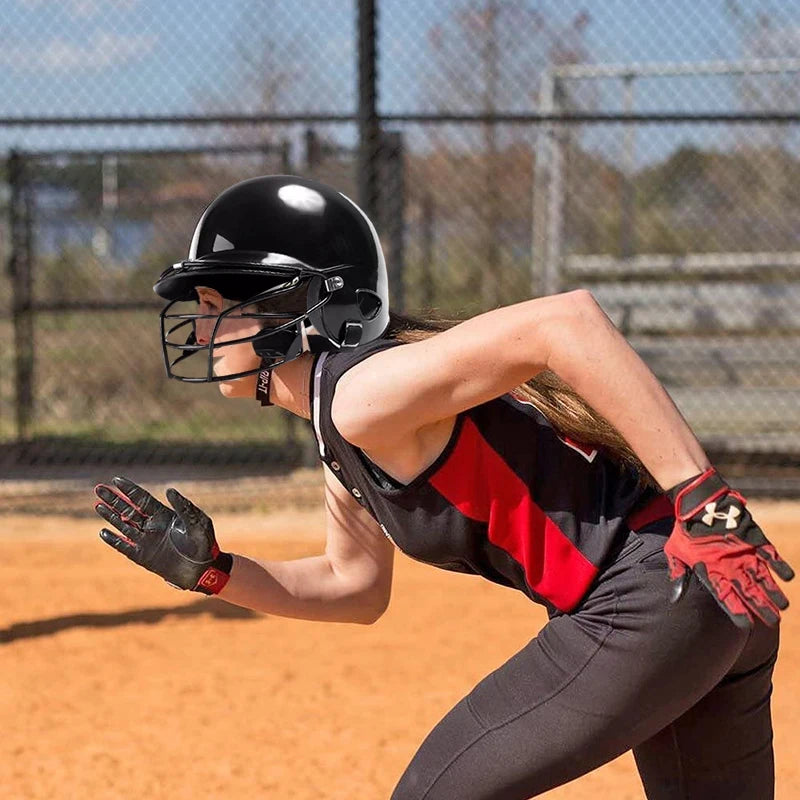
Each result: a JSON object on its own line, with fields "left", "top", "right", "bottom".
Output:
{"left": 423, "top": 2, "right": 592, "bottom": 307}
{"left": 725, "top": 0, "right": 800, "bottom": 151}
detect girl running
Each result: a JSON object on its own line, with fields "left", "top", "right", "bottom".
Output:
{"left": 94, "top": 175, "right": 793, "bottom": 799}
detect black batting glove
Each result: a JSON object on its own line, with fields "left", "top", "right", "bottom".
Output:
{"left": 93, "top": 476, "right": 233, "bottom": 595}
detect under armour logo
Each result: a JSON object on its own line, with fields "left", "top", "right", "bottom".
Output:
{"left": 701, "top": 501, "right": 741, "bottom": 530}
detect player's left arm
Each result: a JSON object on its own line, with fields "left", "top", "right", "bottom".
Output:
{"left": 335, "top": 289, "right": 705, "bottom": 490}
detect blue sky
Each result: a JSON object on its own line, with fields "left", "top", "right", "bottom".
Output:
{"left": 1, "top": 0, "right": 798, "bottom": 159}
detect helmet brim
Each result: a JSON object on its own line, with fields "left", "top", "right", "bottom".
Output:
{"left": 154, "top": 261, "right": 305, "bottom": 302}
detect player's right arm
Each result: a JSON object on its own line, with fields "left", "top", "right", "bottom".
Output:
{"left": 94, "top": 470, "right": 394, "bottom": 625}
{"left": 219, "top": 463, "right": 394, "bottom": 624}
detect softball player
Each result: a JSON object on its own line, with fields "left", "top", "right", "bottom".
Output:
{"left": 94, "top": 175, "right": 793, "bottom": 799}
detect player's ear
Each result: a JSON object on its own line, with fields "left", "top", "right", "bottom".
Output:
{"left": 196, "top": 286, "right": 225, "bottom": 311}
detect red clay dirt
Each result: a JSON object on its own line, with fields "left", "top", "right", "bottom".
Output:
{"left": 2, "top": 500, "right": 798, "bottom": 799}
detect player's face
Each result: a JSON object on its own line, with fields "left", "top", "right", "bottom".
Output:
{"left": 195, "top": 286, "right": 261, "bottom": 398}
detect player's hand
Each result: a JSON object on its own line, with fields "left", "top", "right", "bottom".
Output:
{"left": 664, "top": 468, "right": 794, "bottom": 629}
{"left": 93, "top": 476, "right": 233, "bottom": 594}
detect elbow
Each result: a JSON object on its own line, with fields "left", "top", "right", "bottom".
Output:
{"left": 353, "top": 609, "right": 385, "bottom": 625}
{"left": 547, "top": 288, "right": 598, "bottom": 320}
{"left": 565, "top": 288, "right": 598, "bottom": 316}
{"left": 352, "top": 588, "right": 391, "bottom": 625}
{"left": 568, "top": 288, "right": 616, "bottom": 335}
{"left": 541, "top": 288, "right": 604, "bottom": 367}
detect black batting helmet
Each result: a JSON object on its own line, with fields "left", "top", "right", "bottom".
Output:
{"left": 154, "top": 174, "right": 390, "bottom": 383}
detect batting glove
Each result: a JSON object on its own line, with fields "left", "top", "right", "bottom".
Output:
{"left": 94, "top": 476, "right": 232, "bottom": 595}
{"left": 665, "top": 468, "right": 794, "bottom": 629}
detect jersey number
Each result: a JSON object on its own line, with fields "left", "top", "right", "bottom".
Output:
{"left": 558, "top": 435, "right": 598, "bottom": 463}
{"left": 512, "top": 393, "right": 598, "bottom": 463}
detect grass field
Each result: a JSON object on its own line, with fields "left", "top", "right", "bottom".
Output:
{"left": 1, "top": 497, "right": 798, "bottom": 799}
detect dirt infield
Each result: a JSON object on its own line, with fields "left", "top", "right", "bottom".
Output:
{"left": 1, "top": 499, "right": 798, "bottom": 799}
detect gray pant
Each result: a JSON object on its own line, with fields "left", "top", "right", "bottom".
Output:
{"left": 391, "top": 521, "right": 779, "bottom": 800}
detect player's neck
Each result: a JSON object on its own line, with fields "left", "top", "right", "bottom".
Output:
{"left": 268, "top": 354, "right": 313, "bottom": 420}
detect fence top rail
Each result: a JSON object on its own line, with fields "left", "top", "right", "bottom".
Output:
{"left": 566, "top": 251, "right": 800, "bottom": 279}
{"left": 10, "top": 143, "right": 290, "bottom": 161}
{"left": 552, "top": 57, "right": 800, "bottom": 80}
{"left": 2, "top": 112, "right": 800, "bottom": 128}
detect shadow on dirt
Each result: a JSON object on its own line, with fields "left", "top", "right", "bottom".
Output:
{"left": 0, "top": 598, "right": 260, "bottom": 644}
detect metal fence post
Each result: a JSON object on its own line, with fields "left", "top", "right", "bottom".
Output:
{"left": 382, "top": 130, "right": 405, "bottom": 312}
{"left": 280, "top": 139, "right": 292, "bottom": 173}
{"left": 357, "top": 0, "right": 380, "bottom": 222}
{"left": 96, "top": 153, "right": 118, "bottom": 259}
{"left": 532, "top": 70, "right": 554, "bottom": 298}
{"left": 305, "top": 128, "right": 320, "bottom": 171}
{"left": 620, "top": 74, "right": 637, "bottom": 259}
{"left": 8, "top": 150, "right": 35, "bottom": 442}
{"left": 420, "top": 192, "right": 435, "bottom": 310}
{"left": 545, "top": 77, "right": 565, "bottom": 297}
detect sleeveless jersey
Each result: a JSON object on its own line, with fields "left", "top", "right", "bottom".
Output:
{"left": 310, "top": 338, "right": 652, "bottom": 614}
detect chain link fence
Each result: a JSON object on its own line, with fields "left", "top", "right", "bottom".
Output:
{"left": 1, "top": 0, "right": 799, "bottom": 494}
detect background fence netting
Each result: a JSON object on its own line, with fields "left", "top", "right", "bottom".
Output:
{"left": 1, "top": 0, "right": 799, "bottom": 495}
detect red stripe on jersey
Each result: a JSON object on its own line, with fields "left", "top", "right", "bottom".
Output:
{"left": 428, "top": 417, "right": 598, "bottom": 612}
{"left": 627, "top": 493, "right": 673, "bottom": 531}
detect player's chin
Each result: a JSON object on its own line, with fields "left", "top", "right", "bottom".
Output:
{"left": 218, "top": 374, "right": 257, "bottom": 399}
{"left": 218, "top": 380, "right": 238, "bottom": 397}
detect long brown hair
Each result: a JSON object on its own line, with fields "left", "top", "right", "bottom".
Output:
{"left": 384, "top": 309, "right": 656, "bottom": 488}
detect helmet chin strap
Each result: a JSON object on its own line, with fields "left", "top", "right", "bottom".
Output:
{"left": 256, "top": 363, "right": 273, "bottom": 406}
{"left": 256, "top": 319, "right": 317, "bottom": 406}
{"left": 256, "top": 319, "right": 330, "bottom": 407}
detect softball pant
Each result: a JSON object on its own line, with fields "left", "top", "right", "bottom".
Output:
{"left": 390, "top": 518, "right": 780, "bottom": 800}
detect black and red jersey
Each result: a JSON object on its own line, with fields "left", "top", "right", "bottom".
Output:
{"left": 310, "top": 338, "right": 657, "bottom": 614}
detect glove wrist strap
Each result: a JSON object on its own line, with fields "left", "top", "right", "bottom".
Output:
{"left": 666, "top": 467, "right": 733, "bottom": 520}
{"left": 194, "top": 551, "right": 233, "bottom": 595}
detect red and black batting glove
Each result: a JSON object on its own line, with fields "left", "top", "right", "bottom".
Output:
{"left": 93, "top": 476, "right": 233, "bottom": 595}
{"left": 664, "top": 468, "right": 794, "bottom": 629}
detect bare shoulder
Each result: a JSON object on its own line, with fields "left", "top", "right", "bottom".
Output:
{"left": 331, "top": 292, "right": 587, "bottom": 446}
{"left": 330, "top": 341, "right": 425, "bottom": 448}
{"left": 329, "top": 343, "right": 458, "bottom": 478}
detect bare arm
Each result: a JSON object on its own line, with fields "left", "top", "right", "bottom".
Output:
{"left": 218, "top": 463, "right": 395, "bottom": 624}
{"left": 333, "top": 289, "right": 709, "bottom": 490}
{"left": 542, "top": 292, "right": 710, "bottom": 489}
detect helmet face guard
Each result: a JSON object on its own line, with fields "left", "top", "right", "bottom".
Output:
{"left": 160, "top": 266, "right": 352, "bottom": 383}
